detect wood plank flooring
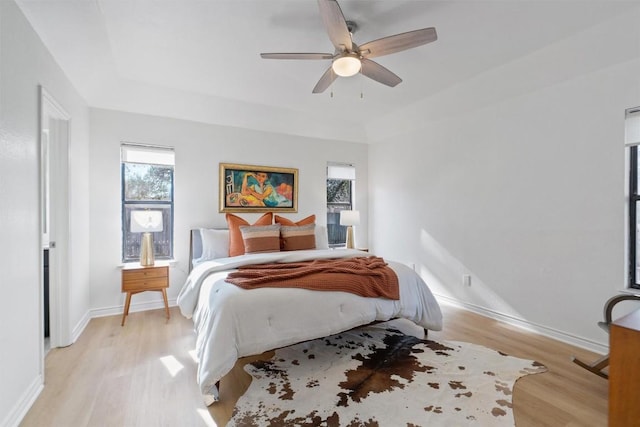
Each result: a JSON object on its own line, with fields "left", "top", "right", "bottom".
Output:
{"left": 20, "top": 304, "right": 608, "bottom": 426}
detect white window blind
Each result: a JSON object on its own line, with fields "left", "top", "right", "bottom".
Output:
{"left": 121, "top": 144, "right": 175, "bottom": 166}
{"left": 327, "top": 163, "right": 355, "bottom": 180}
{"left": 625, "top": 107, "right": 640, "bottom": 146}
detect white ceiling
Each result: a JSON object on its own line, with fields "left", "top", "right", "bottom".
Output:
{"left": 16, "top": 0, "right": 637, "bottom": 142}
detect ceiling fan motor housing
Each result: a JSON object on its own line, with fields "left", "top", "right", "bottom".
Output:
{"left": 346, "top": 20, "right": 358, "bottom": 35}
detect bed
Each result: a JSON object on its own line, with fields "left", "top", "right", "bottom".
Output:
{"left": 177, "top": 226, "right": 443, "bottom": 404}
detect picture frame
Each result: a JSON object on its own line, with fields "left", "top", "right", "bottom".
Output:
{"left": 219, "top": 163, "right": 298, "bottom": 213}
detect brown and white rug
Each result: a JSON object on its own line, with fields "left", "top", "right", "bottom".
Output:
{"left": 229, "top": 321, "right": 546, "bottom": 426}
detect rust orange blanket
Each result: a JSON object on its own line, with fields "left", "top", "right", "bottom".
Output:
{"left": 225, "top": 256, "right": 399, "bottom": 300}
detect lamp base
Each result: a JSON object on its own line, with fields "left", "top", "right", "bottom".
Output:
{"left": 140, "top": 232, "right": 155, "bottom": 266}
{"left": 345, "top": 226, "right": 355, "bottom": 249}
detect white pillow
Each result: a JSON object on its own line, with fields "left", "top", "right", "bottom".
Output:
{"left": 314, "top": 225, "right": 329, "bottom": 250}
{"left": 195, "top": 228, "right": 229, "bottom": 264}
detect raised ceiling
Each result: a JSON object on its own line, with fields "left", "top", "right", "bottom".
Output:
{"left": 16, "top": 0, "right": 636, "bottom": 142}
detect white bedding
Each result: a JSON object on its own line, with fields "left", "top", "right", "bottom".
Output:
{"left": 177, "top": 249, "right": 443, "bottom": 403}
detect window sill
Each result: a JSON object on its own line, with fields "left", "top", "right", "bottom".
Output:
{"left": 117, "top": 259, "right": 177, "bottom": 269}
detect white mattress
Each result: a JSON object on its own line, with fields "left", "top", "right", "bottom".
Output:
{"left": 177, "top": 249, "right": 443, "bottom": 403}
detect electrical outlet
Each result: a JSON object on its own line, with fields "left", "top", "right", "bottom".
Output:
{"left": 463, "top": 274, "right": 472, "bottom": 287}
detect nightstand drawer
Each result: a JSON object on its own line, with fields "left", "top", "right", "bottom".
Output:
{"left": 122, "top": 276, "right": 167, "bottom": 291}
{"left": 123, "top": 267, "right": 167, "bottom": 281}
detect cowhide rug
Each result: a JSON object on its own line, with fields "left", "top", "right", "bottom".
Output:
{"left": 228, "top": 320, "right": 546, "bottom": 426}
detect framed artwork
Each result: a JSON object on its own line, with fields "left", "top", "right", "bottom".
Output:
{"left": 219, "top": 163, "right": 298, "bottom": 213}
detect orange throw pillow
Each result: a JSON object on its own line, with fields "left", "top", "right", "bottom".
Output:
{"left": 226, "top": 212, "right": 273, "bottom": 256}
{"left": 274, "top": 214, "right": 316, "bottom": 226}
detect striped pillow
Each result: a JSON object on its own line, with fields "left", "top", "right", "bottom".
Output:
{"left": 280, "top": 224, "right": 316, "bottom": 251}
{"left": 239, "top": 224, "right": 281, "bottom": 254}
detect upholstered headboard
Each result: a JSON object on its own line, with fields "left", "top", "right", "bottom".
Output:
{"left": 189, "top": 229, "right": 203, "bottom": 272}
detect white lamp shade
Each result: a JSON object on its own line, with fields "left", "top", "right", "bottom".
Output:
{"left": 332, "top": 55, "right": 361, "bottom": 77}
{"left": 340, "top": 210, "right": 360, "bottom": 226}
{"left": 131, "top": 210, "right": 163, "bottom": 233}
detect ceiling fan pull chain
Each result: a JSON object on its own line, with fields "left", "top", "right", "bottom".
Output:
{"left": 329, "top": 67, "right": 337, "bottom": 98}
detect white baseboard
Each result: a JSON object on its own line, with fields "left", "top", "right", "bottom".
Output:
{"left": 71, "top": 310, "right": 91, "bottom": 344}
{"left": 435, "top": 293, "right": 609, "bottom": 355}
{"left": 90, "top": 298, "right": 178, "bottom": 319}
{"left": 1, "top": 375, "right": 43, "bottom": 427}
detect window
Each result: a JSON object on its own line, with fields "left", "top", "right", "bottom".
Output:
{"left": 327, "top": 163, "right": 355, "bottom": 247}
{"left": 121, "top": 144, "right": 175, "bottom": 262}
{"left": 628, "top": 107, "right": 640, "bottom": 288}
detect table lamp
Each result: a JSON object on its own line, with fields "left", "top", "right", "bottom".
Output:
{"left": 340, "top": 210, "right": 360, "bottom": 249}
{"left": 130, "top": 210, "right": 163, "bottom": 266}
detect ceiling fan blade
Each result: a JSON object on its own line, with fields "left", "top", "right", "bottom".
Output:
{"left": 312, "top": 67, "right": 338, "bottom": 94}
{"left": 317, "top": 0, "right": 352, "bottom": 52}
{"left": 261, "top": 53, "right": 334, "bottom": 60}
{"left": 359, "top": 27, "right": 437, "bottom": 59}
{"left": 360, "top": 59, "right": 402, "bottom": 87}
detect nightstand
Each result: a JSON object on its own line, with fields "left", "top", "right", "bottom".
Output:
{"left": 121, "top": 264, "right": 169, "bottom": 326}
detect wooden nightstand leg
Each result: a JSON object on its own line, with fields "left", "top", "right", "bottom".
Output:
{"left": 121, "top": 292, "right": 132, "bottom": 326}
{"left": 162, "top": 288, "right": 170, "bottom": 320}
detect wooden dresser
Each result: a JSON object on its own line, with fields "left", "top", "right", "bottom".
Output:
{"left": 121, "top": 264, "right": 170, "bottom": 326}
{"left": 609, "top": 308, "right": 640, "bottom": 425}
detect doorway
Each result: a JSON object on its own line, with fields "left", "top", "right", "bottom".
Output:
{"left": 40, "top": 87, "right": 70, "bottom": 360}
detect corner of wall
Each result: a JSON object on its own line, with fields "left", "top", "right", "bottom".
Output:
{"left": 1, "top": 376, "right": 43, "bottom": 427}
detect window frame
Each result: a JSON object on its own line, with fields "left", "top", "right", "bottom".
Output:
{"left": 121, "top": 145, "right": 175, "bottom": 263}
{"left": 326, "top": 163, "right": 356, "bottom": 248}
{"left": 629, "top": 145, "right": 639, "bottom": 289}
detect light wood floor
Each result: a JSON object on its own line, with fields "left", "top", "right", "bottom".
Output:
{"left": 20, "top": 304, "right": 608, "bottom": 426}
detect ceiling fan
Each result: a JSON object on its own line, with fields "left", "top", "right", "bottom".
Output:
{"left": 260, "top": 0, "right": 438, "bottom": 94}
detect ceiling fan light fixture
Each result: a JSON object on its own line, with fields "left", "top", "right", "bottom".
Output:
{"left": 332, "top": 54, "right": 361, "bottom": 77}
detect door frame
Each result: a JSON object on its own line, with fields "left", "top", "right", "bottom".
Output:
{"left": 39, "top": 86, "right": 71, "bottom": 366}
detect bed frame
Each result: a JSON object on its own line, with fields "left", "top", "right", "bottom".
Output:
{"left": 184, "top": 229, "right": 438, "bottom": 402}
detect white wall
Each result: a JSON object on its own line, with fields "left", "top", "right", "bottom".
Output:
{"left": 88, "top": 108, "right": 368, "bottom": 314}
{"left": 0, "top": 1, "right": 91, "bottom": 425}
{"left": 368, "top": 8, "right": 640, "bottom": 351}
